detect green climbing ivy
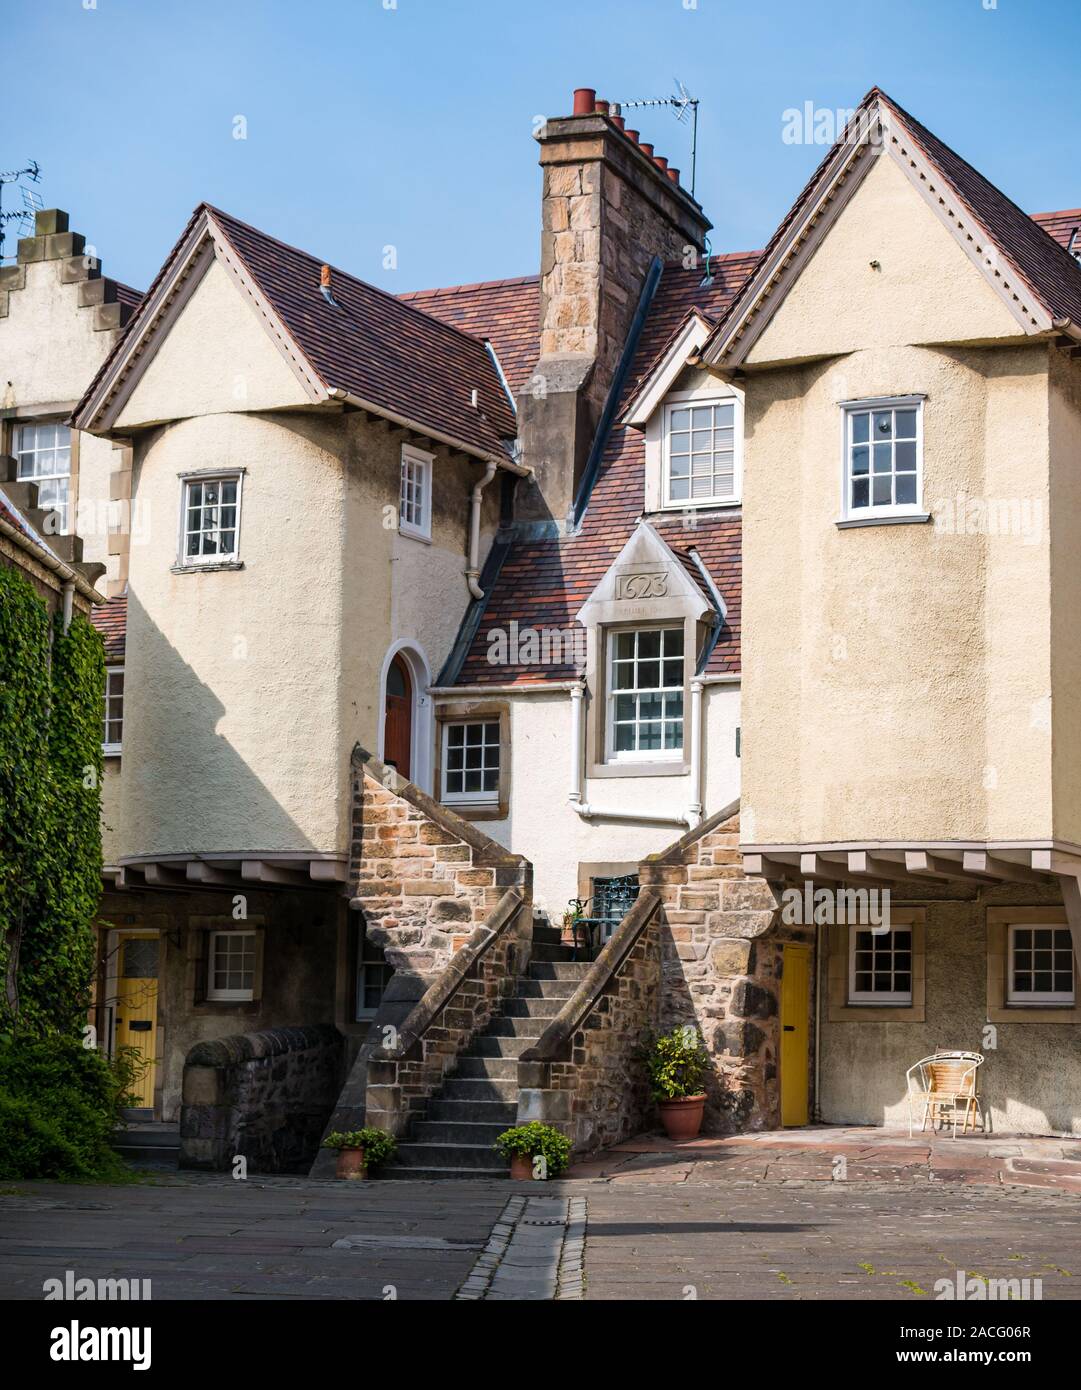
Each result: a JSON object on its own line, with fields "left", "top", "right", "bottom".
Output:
{"left": 0, "top": 566, "right": 104, "bottom": 1036}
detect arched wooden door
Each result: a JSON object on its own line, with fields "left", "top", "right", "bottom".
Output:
{"left": 384, "top": 654, "right": 413, "bottom": 779}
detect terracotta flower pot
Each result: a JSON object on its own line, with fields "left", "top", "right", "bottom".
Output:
{"left": 658, "top": 1094, "right": 706, "bottom": 1141}
{"left": 336, "top": 1146, "right": 367, "bottom": 1180}
{"left": 509, "top": 1153, "right": 535, "bottom": 1181}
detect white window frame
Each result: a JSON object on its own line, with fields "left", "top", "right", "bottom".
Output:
{"left": 605, "top": 624, "right": 685, "bottom": 763}
{"left": 848, "top": 924, "right": 913, "bottom": 1005}
{"left": 355, "top": 927, "right": 392, "bottom": 1021}
{"left": 13, "top": 419, "right": 72, "bottom": 534}
{"left": 177, "top": 470, "right": 243, "bottom": 565}
{"left": 1007, "top": 924, "right": 1075, "bottom": 1006}
{"left": 659, "top": 390, "right": 743, "bottom": 511}
{"left": 441, "top": 719, "right": 501, "bottom": 804}
{"left": 399, "top": 444, "right": 433, "bottom": 541}
{"left": 206, "top": 930, "right": 256, "bottom": 1002}
{"left": 840, "top": 395, "right": 924, "bottom": 521}
{"left": 103, "top": 665, "right": 124, "bottom": 756}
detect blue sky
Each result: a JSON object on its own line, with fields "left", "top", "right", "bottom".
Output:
{"left": 5, "top": 0, "right": 1079, "bottom": 294}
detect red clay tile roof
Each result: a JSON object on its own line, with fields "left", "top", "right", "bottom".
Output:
{"left": 1031, "top": 209, "right": 1081, "bottom": 257}
{"left": 206, "top": 207, "right": 517, "bottom": 456}
{"left": 91, "top": 593, "right": 126, "bottom": 661}
{"left": 398, "top": 276, "right": 541, "bottom": 397}
{"left": 880, "top": 92, "right": 1081, "bottom": 331}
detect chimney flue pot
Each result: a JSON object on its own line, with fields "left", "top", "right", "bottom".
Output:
{"left": 572, "top": 87, "right": 596, "bottom": 115}
{"left": 666, "top": 166, "right": 681, "bottom": 184}
{"left": 639, "top": 142, "right": 654, "bottom": 159}
{"left": 625, "top": 129, "right": 639, "bottom": 144}
{"left": 594, "top": 99, "right": 610, "bottom": 116}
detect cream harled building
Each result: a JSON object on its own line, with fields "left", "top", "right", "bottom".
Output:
{"left": 10, "top": 84, "right": 1081, "bottom": 1147}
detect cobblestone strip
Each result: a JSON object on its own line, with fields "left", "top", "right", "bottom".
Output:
{"left": 555, "top": 1195, "right": 587, "bottom": 1300}
{"left": 455, "top": 1194, "right": 528, "bottom": 1300}
{"left": 456, "top": 1192, "right": 585, "bottom": 1300}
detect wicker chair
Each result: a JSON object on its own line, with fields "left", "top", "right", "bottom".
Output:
{"left": 906, "top": 1051, "right": 986, "bottom": 1137}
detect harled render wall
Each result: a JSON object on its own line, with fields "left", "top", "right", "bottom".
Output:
{"left": 739, "top": 150, "right": 1057, "bottom": 848}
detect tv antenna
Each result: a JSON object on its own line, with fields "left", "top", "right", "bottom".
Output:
{"left": 611, "top": 79, "right": 700, "bottom": 196}
{"left": 0, "top": 160, "right": 43, "bottom": 263}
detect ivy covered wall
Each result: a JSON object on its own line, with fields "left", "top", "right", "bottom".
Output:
{"left": 0, "top": 565, "right": 104, "bottom": 1037}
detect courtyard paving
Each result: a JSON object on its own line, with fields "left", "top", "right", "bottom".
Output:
{"left": 2, "top": 1127, "right": 1079, "bottom": 1301}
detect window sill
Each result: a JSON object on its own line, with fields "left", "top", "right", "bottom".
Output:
{"left": 399, "top": 527, "right": 432, "bottom": 545}
{"left": 835, "top": 512, "right": 931, "bottom": 530}
{"left": 171, "top": 560, "right": 244, "bottom": 574}
{"left": 103, "top": 747, "right": 122, "bottom": 760}
{"left": 442, "top": 800, "right": 505, "bottom": 821}
{"left": 590, "top": 759, "right": 689, "bottom": 780}
{"left": 657, "top": 498, "right": 742, "bottom": 513}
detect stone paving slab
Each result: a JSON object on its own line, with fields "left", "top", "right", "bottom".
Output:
{"left": 567, "top": 1125, "right": 1081, "bottom": 1192}
{"left": 0, "top": 1177, "right": 513, "bottom": 1301}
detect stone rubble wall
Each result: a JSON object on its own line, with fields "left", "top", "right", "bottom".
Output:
{"left": 365, "top": 890, "right": 532, "bottom": 1137}
{"left": 520, "top": 901, "right": 663, "bottom": 1155}
{"left": 641, "top": 805, "right": 806, "bottom": 1133}
{"left": 179, "top": 1023, "right": 344, "bottom": 1173}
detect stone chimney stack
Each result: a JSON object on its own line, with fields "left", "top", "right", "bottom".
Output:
{"left": 516, "top": 87, "right": 711, "bottom": 527}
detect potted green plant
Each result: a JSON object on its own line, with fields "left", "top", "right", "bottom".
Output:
{"left": 493, "top": 1123, "right": 572, "bottom": 1180}
{"left": 643, "top": 1025, "right": 710, "bottom": 1140}
{"left": 322, "top": 1127, "right": 397, "bottom": 1180}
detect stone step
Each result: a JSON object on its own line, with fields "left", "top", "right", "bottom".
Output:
{"left": 426, "top": 1098, "right": 518, "bottom": 1124}
{"left": 454, "top": 1056, "right": 519, "bottom": 1081}
{"left": 391, "top": 1142, "right": 509, "bottom": 1171}
{"left": 529, "top": 961, "right": 591, "bottom": 981}
{"left": 411, "top": 1120, "right": 508, "bottom": 1146}
{"left": 516, "top": 978, "right": 578, "bottom": 999}
{"left": 531, "top": 924, "right": 564, "bottom": 945}
{"left": 486, "top": 1015, "right": 546, "bottom": 1039}
{"left": 530, "top": 943, "right": 580, "bottom": 962}
{"left": 439, "top": 1077, "right": 518, "bottom": 1102}
{"left": 467, "top": 1035, "right": 535, "bottom": 1058}
{"left": 503, "top": 996, "right": 564, "bottom": 1018}
{"left": 380, "top": 1164, "right": 507, "bottom": 1181}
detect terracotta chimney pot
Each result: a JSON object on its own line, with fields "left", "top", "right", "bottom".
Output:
{"left": 625, "top": 129, "right": 640, "bottom": 144}
{"left": 572, "top": 87, "right": 596, "bottom": 115}
{"left": 639, "top": 142, "right": 654, "bottom": 159}
{"left": 666, "top": 167, "right": 681, "bottom": 184}
{"left": 594, "top": 99, "right": 610, "bottom": 116}
{"left": 653, "top": 155, "right": 668, "bottom": 171}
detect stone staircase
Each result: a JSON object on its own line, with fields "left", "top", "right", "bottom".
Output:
{"left": 381, "top": 921, "right": 588, "bottom": 1179}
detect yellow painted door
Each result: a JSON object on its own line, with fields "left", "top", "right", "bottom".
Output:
{"left": 780, "top": 943, "right": 812, "bottom": 1126}
{"left": 114, "top": 934, "right": 159, "bottom": 1110}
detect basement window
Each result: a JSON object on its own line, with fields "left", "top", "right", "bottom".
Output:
{"left": 848, "top": 925, "right": 913, "bottom": 1005}
{"left": 842, "top": 397, "right": 923, "bottom": 520}
{"left": 355, "top": 927, "right": 392, "bottom": 1021}
{"left": 207, "top": 930, "right": 256, "bottom": 1002}
{"left": 399, "top": 444, "right": 433, "bottom": 540}
{"left": 1007, "top": 925, "right": 1075, "bottom": 1006}
{"left": 103, "top": 666, "right": 124, "bottom": 756}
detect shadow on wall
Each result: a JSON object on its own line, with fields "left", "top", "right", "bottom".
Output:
{"left": 123, "top": 589, "right": 330, "bottom": 857}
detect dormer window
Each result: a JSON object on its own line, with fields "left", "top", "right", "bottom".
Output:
{"left": 664, "top": 400, "right": 738, "bottom": 506}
